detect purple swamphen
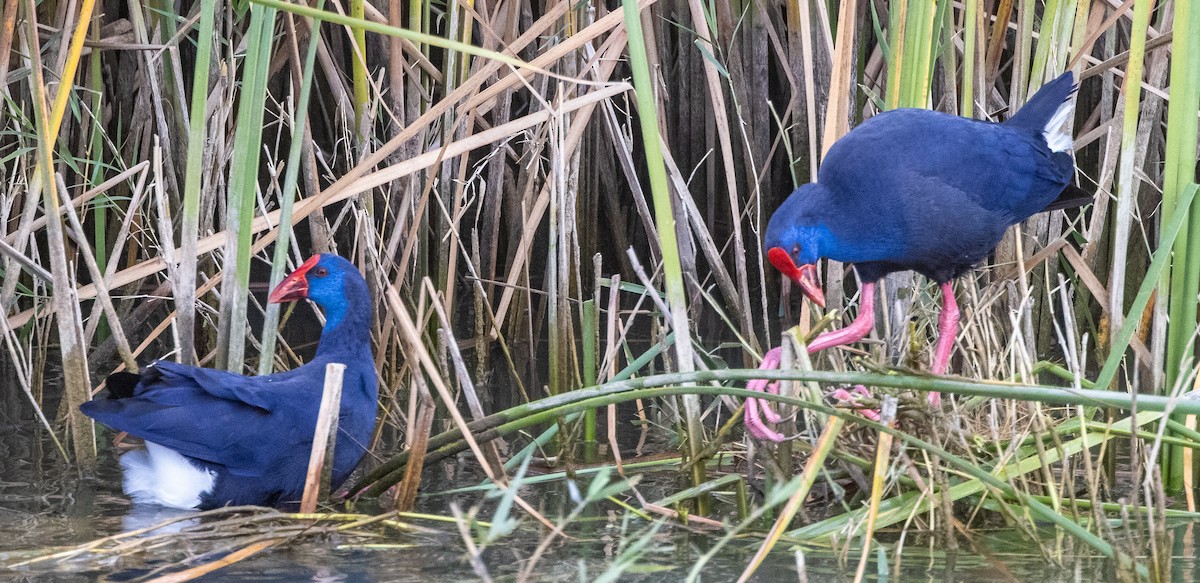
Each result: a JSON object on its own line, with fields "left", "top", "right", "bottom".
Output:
{"left": 81, "top": 254, "right": 378, "bottom": 509}
{"left": 749, "top": 72, "right": 1088, "bottom": 441}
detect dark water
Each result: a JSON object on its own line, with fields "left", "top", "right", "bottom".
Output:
{"left": 2, "top": 403, "right": 1198, "bottom": 581}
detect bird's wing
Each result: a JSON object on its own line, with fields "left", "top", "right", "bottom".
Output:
{"left": 81, "top": 362, "right": 322, "bottom": 469}
{"left": 825, "top": 170, "right": 1010, "bottom": 279}
{"left": 146, "top": 359, "right": 309, "bottom": 410}
{"left": 143, "top": 361, "right": 289, "bottom": 410}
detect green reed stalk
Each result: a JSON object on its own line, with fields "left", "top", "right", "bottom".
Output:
{"left": 258, "top": 2, "right": 326, "bottom": 375}
{"left": 350, "top": 0, "right": 367, "bottom": 137}
{"left": 582, "top": 299, "right": 598, "bottom": 462}
{"left": 459, "top": 0, "right": 474, "bottom": 86}
{"left": 151, "top": 0, "right": 181, "bottom": 113}
{"left": 1161, "top": 0, "right": 1200, "bottom": 492}
{"left": 1066, "top": 0, "right": 1092, "bottom": 58}
{"left": 1027, "top": 0, "right": 1063, "bottom": 86}
{"left": 621, "top": 0, "right": 707, "bottom": 505}
{"left": 1097, "top": 183, "right": 1198, "bottom": 390}
{"left": 86, "top": 7, "right": 107, "bottom": 341}
{"left": 886, "top": 0, "right": 943, "bottom": 109}
{"left": 409, "top": 0, "right": 427, "bottom": 108}
{"left": 1105, "top": 0, "right": 1154, "bottom": 369}
{"left": 216, "top": 4, "right": 277, "bottom": 371}
{"left": 960, "top": 0, "right": 978, "bottom": 118}
{"left": 883, "top": 0, "right": 903, "bottom": 108}
{"left": 176, "top": 0, "right": 216, "bottom": 365}
{"left": 548, "top": 143, "right": 562, "bottom": 400}
{"left": 1011, "top": 0, "right": 1034, "bottom": 105}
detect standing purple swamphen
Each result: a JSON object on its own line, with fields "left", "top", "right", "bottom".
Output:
{"left": 749, "top": 72, "right": 1088, "bottom": 441}
{"left": 81, "top": 254, "right": 378, "bottom": 509}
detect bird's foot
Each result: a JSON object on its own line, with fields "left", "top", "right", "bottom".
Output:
{"left": 826, "top": 385, "right": 882, "bottom": 422}
{"left": 745, "top": 347, "right": 786, "bottom": 442}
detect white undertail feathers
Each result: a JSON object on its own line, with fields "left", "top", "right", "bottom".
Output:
{"left": 1043, "top": 98, "right": 1075, "bottom": 153}
{"left": 120, "top": 442, "right": 215, "bottom": 510}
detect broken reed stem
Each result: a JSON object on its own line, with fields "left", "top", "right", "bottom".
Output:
{"left": 21, "top": 9, "right": 94, "bottom": 466}
{"left": 393, "top": 374, "right": 435, "bottom": 512}
{"left": 853, "top": 396, "right": 897, "bottom": 583}
{"left": 301, "top": 362, "right": 345, "bottom": 513}
{"left": 55, "top": 173, "right": 138, "bottom": 374}
{"left": 437, "top": 326, "right": 504, "bottom": 472}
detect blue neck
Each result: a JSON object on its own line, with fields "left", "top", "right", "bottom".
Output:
{"left": 315, "top": 288, "right": 373, "bottom": 361}
{"left": 807, "top": 185, "right": 906, "bottom": 264}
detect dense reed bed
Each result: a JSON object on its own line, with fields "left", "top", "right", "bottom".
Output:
{"left": 3, "top": 0, "right": 1200, "bottom": 579}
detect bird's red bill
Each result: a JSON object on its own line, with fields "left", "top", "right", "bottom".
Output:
{"left": 767, "top": 247, "right": 825, "bottom": 308}
{"left": 268, "top": 255, "right": 320, "bottom": 303}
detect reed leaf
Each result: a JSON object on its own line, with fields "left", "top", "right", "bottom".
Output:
{"left": 215, "top": 4, "right": 277, "bottom": 371}
{"left": 1161, "top": 0, "right": 1200, "bottom": 492}
{"left": 258, "top": 2, "right": 326, "bottom": 375}
{"left": 175, "top": 0, "right": 217, "bottom": 366}
{"left": 621, "top": 0, "right": 706, "bottom": 500}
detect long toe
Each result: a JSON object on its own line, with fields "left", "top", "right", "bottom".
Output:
{"left": 748, "top": 377, "right": 783, "bottom": 424}
{"left": 745, "top": 395, "right": 785, "bottom": 441}
{"left": 745, "top": 347, "right": 785, "bottom": 441}
{"left": 827, "top": 385, "right": 881, "bottom": 422}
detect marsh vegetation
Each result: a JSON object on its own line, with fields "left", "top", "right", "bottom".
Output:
{"left": 2, "top": 0, "right": 1200, "bottom": 580}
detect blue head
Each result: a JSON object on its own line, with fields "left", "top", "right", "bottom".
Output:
{"left": 764, "top": 184, "right": 827, "bottom": 307}
{"left": 268, "top": 254, "right": 372, "bottom": 337}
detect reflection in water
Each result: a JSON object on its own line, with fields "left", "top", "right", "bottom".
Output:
{"left": 120, "top": 505, "right": 198, "bottom": 534}
{"left": 310, "top": 566, "right": 346, "bottom": 583}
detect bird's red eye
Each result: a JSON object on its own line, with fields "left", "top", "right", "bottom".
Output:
{"left": 313, "top": 267, "right": 328, "bottom": 277}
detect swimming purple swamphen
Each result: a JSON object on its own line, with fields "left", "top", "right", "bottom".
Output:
{"left": 81, "top": 254, "right": 378, "bottom": 509}
{"left": 748, "top": 72, "right": 1088, "bottom": 441}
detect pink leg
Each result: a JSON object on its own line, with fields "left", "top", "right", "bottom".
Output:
{"left": 810, "top": 283, "right": 880, "bottom": 420}
{"left": 806, "top": 282, "right": 877, "bottom": 354}
{"left": 928, "top": 281, "right": 960, "bottom": 407}
{"left": 746, "top": 283, "right": 878, "bottom": 441}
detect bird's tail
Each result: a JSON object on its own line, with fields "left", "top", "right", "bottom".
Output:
{"left": 106, "top": 371, "right": 142, "bottom": 399}
{"left": 1042, "top": 182, "right": 1094, "bottom": 213}
{"left": 1004, "top": 71, "right": 1077, "bottom": 152}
